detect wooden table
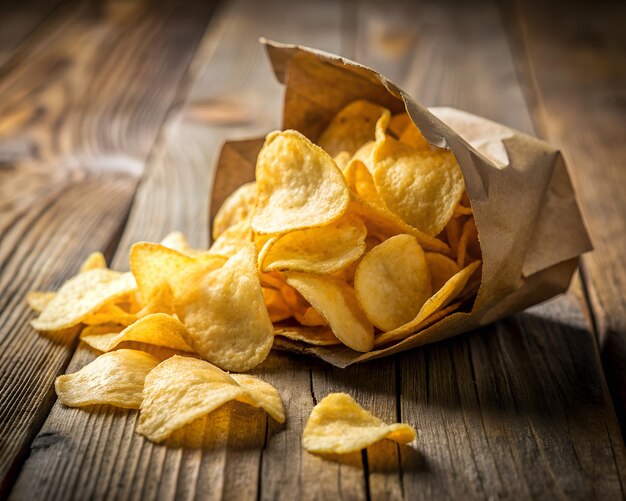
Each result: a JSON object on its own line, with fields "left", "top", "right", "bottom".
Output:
{"left": 1, "top": 0, "right": 625, "bottom": 499}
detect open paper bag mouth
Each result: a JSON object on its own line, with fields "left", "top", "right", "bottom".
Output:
{"left": 210, "top": 39, "right": 591, "bottom": 367}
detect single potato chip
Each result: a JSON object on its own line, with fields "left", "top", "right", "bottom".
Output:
{"left": 130, "top": 242, "right": 194, "bottom": 304}
{"left": 425, "top": 252, "right": 460, "bottom": 292}
{"left": 212, "top": 182, "right": 257, "bottom": 240}
{"left": 26, "top": 291, "right": 56, "bottom": 314}
{"left": 318, "top": 100, "right": 390, "bottom": 158}
{"left": 82, "top": 302, "right": 137, "bottom": 326}
{"left": 263, "top": 287, "right": 293, "bottom": 323}
{"left": 175, "top": 245, "right": 274, "bottom": 372}
{"left": 79, "top": 252, "right": 107, "bottom": 273}
{"left": 136, "top": 356, "right": 284, "bottom": 443}
{"left": 286, "top": 273, "right": 373, "bottom": 352}
{"left": 252, "top": 130, "right": 349, "bottom": 234}
{"left": 457, "top": 217, "right": 481, "bottom": 268}
{"left": 302, "top": 393, "right": 416, "bottom": 454}
{"left": 274, "top": 325, "right": 340, "bottom": 346}
{"left": 399, "top": 123, "right": 432, "bottom": 151}
{"left": 80, "top": 313, "right": 193, "bottom": 353}
{"left": 160, "top": 231, "right": 193, "bottom": 255}
{"left": 387, "top": 113, "right": 411, "bottom": 138}
{"left": 55, "top": 349, "right": 160, "bottom": 409}
{"left": 294, "top": 306, "right": 327, "bottom": 327}
{"left": 372, "top": 134, "right": 465, "bottom": 236}
{"left": 31, "top": 269, "right": 137, "bottom": 332}
{"left": 354, "top": 235, "right": 431, "bottom": 331}
{"left": 259, "top": 213, "right": 367, "bottom": 275}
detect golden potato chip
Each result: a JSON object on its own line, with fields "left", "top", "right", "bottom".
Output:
{"left": 372, "top": 134, "right": 465, "bottom": 236}
{"left": 55, "top": 349, "right": 160, "bottom": 409}
{"left": 399, "top": 122, "right": 431, "bottom": 151}
{"left": 349, "top": 198, "right": 451, "bottom": 254}
{"left": 274, "top": 325, "right": 340, "bottom": 346}
{"left": 259, "top": 213, "right": 367, "bottom": 275}
{"left": 252, "top": 130, "right": 349, "bottom": 234}
{"left": 354, "top": 235, "right": 431, "bottom": 331}
{"left": 351, "top": 141, "right": 375, "bottom": 172}
{"left": 445, "top": 216, "right": 464, "bottom": 255}
{"left": 425, "top": 252, "right": 460, "bottom": 292}
{"left": 387, "top": 113, "right": 411, "bottom": 138}
{"left": 343, "top": 159, "right": 382, "bottom": 206}
{"left": 136, "top": 283, "right": 175, "bottom": 317}
{"left": 457, "top": 218, "right": 481, "bottom": 268}
{"left": 334, "top": 151, "right": 351, "bottom": 170}
{"left": 302, "top": 393, "right": 416, "bottom": 454}
{"left": 278, "top": 281, "right": 308, "bottom": 313}
{"left": 230, "top": 373, "right": 286, "bottom": 424}
{"left": 136, "top": 356, "right": 283, "bottom": 443}
{"left": 80, "top": 313, "right": 193, "bottom": 353}
{"left": 286, "top": 273, "right": 373, "bottom": 352}
{"left": 81, "top": 324, "right": 124, "bottom": 337}
{"left": 160, "top": 231, "right": 192, "bottom": 255}
{"left": 130, "top": 242, "right": 194, "bottom": 304}
{"left": 82, "top": 302, "right": 137, "bottom": 326}
{"left": 453, "top": 203, "right": 472, "bottom": 217}
{"left": 209, "top": 220, "right": 252, "bottom": 258}
{"left": 212, "top": 182, "right": 257, "bottom": 240}
{"left": 259, "top": 271, "right": 286, "bottom": 290}
{"left": 31, "top": 269, "right": 136, "bottom": 332}
{"left": 26, "top": 291, "right": 56, "bottom": 314}
{"left": 79, "top": 252, "right": 107, "bottom": 273}
{"left": 318, "top": 100, "right": 389, "bottom": 158}
{"left": 175, "top": 245, "right": 274, "bottom": 372}
{"left": 263, "top": 287, "right": 293, "bottom": 323}
{"left": 294, "top": 306, "right": 327, "bottom": 327}
{"left": 379, "top": 260, "right": 482, "bottom": 343}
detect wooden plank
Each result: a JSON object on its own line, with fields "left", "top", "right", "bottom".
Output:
{"left": 355, "top": 0, "right": 626, "bottom": 498}
{"left": 502, "top": 0, "right": 626, "bottom": 430}
{"left": 0, "top": 0, "right": 217, "bottom": 496}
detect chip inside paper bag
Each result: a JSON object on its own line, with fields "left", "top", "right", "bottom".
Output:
{"left": 210, "top": 40, "right": 591, "bottom": 368}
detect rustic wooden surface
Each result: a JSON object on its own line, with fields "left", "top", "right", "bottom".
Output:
{"left": 1, "top": 0, "right": 625, "bottom": 499}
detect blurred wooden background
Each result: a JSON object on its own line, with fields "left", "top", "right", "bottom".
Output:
{"left": 0, "top": 0, "right": 625, "bottom": 499}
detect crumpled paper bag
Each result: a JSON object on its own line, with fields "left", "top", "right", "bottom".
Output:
{"left": 211, "top": 40, "right": 592, "bottom": 368}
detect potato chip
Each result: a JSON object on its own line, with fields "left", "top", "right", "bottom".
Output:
{"left": 82, "top": 302, "right": 137, "bottom": 326}
{"left": 457, "top": 218, "right": 481, "bottom": 268}
{"left": 31, "top": 269, "right": 137, "bottom": 332}
{"left": 425, "top": 252, "right": 460, "bottom": 292}
{"left": 354, "top": 235, "right": 431, "bottom": 331}
{"left": 209, "top": 220, "right": 252, "bottom": 258}
{"left": 372, "top": 134, "right": 465, "bottom": 236}
{"left": 212, "top": 182, "right": 257, "bottom": 240}
{"left": 55, "top": 349, "right": 160, "bottom": 409}
{"left": 136, "top": 356, "right": 283, "bottom": 443}
{"left": 259, "top": 213, "right": 367, "bottom": 275}
{"left": 263, "top": 287, "right": 293, "bottom": 323}
{"left": 318, "top": 100, "right": 389, "bottom": 158}
{"left": 445, "top": 216, "right": 464, "bottom": 255}
{"left": 379, "top": 260, "right": 482, "bottom": 343}
{"left": 351, "top": 141, "right": 375, "bottom": 172}
{"left": 334, "top": 151, "right": 351, "bottom": 170}
{"left": 302, "top": 393, "right": 416, "bottom": 454}
{"left": 259, "top": 271, "right": 286, "bottom": 290}
{"left": 81, "top": 324, "right": 125, "bottom": 337}
{"left": 26, "top": 291, "right": 56, "bottom": 314}
{"left": 286, "top": 273, "right": 373, "bottom": 352}
{"left": 294, "top": 306, "right": 327, "bottom": 327}
{"left": 387, "top": 113, "right": 411, "bottom": 138}
{"left": 399, "top": 122, "right": 431, "bottom": 151}
{"left": 80, "top": 313, "right": 193, "bottom": 353}
{"left": 79, "top": 252, "right": 107, "bottom": 273}
{"left": 230, "top": 373, "right": 286, "bottom": 424}
{"left": 252, "top": 130, "right": 349, "bottom": 234}
{"left": 130, "top": 242, "right": 194, "bottom": 304}
{"left": 274, "top": 325, "right": 340, "bottom": 346}
{"left": 453, "top": 203, "right": 472, "bottom": 217}
{"left": 175, "top": 245, "right": 274, "bottom": 371}
{"left": 278, "top": 281, "right": 309, "bottom": 314}
{"left": 343, "top": 159, "right": 382, "bottom": 206}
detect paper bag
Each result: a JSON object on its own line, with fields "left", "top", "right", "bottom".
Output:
{"left": 211, "top": 40, "right": 592, "bottom": 367}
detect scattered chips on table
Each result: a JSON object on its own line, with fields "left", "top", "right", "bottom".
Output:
{"left": 29, "top": 99, "right": 482, "bottom": 450}
{"left": 302, "top": 393, "right": 416, "bottom": 454}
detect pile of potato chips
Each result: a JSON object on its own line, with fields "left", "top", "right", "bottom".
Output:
{"left": 28, "top": 99, "right": 479, "bottom": 447}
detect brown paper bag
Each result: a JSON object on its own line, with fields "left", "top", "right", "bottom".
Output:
{"left": 212, "top": 40, "right": 592, "bottom": 368}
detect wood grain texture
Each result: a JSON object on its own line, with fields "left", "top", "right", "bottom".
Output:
{"left": 4, "top": 0, "right": 626, "bottom": 499}
{"left": 0, "top": 0, "right": 217, "bottom": 496}
{"left": 502, "top": 0, "right": 626, "bottom": 431}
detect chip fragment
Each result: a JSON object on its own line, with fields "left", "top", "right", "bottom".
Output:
{"left": 354, "top": 235, "right": 432, "bottom": 331}
{"left": 286, "top": 273, "right": 373, "bottom": 352}
{"left": 26, "top": 291, "right": 56, "bottom": 314}
{"left": 79, "top": 252, "right": 107, "bottom": 273}
{"left": 55, "top": 349, "right": 160, "bottom": 409}
{"left": 212, "top": 182, "right": 257, "bottom": 240}
{"left": 252, "top": 130, "right": 349, "bottom": 234}
{"left": 175, "top": 245, "right": 274, "bottom": 371}
{"left": 302, "top": 393, "right": 416, "bottom": 454}
{"left": 31, "top": 269, "right": 136, "bottom": 332}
